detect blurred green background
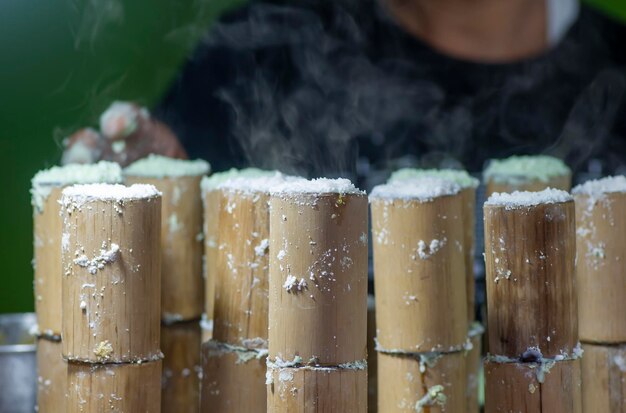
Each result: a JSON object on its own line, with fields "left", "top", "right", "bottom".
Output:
{"left": 0, "top": 0, "right": 624, "bottom": 314}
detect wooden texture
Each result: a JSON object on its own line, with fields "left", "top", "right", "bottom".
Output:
{"left": 581, "top": 343, "right": 626, "bottom": 412}
{"left": 213, "top": 189, "right": 270, "bottom": 348}
{"left": 575, "top": 192, "right": 626, "bottom": 342}
{"left": 61, "top": 195, "right": 162, "bottom": 363}
{"left": 484, "top": 200, "right": 577, "bottom": 358}
{"left": 485, "top": 174, "right": 571, "bottom": 197}
{"left": 461, "top": 187, "right": 477, "bottom": 324}
{"left": 161, "top": 321, "right": 201, "bottom": 413}
{"left": 267, "top": 367, "right": 367, "bottom": 413}
{"left": 126, "top": 175, "right": 204, "bottom": 321}
{"left": 66, "top": 360, "right": 162, "bottom": 413}
{"left": 367, "top": 296, "right": 377, "bottom": 413}
{"left": 377, "top": 351, "right": 467, "bottom": 413}
{"left": 33, "top": 186, "right": 63, "bottom": 337}
{"left": 269, "top": 193, "right": 368, "bottom": 365}
{"left": 36, "top": 338, "right": 67, "bottom": 413}
{"left": 202, "top": 188, "right": 220, "bottom": 341}
{"left": 371, "top": 194, "right": 467, "bottom": 352}
{"left": 466, "top": 330, "right": 482, "bottom": 413}
{"left": 484, "top": 359, "right": 582, "bottom": 413}
{"left": 201, "top": 341, "right": 266, "bottom": 413}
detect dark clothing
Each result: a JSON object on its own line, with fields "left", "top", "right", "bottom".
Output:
{"left": 156, "top": 0, "right": 626, "bottom": 187}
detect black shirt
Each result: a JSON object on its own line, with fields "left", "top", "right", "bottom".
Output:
{"left": 155, "top": 0, "right": 626, "bottom": 186}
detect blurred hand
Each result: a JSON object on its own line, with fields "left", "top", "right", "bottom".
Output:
{"left": 62, "top": 101, "right": 187, "bottom": 167}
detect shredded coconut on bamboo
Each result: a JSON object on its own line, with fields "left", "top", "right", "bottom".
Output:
{"left": 389, "top": 168, "right": 479, "bottom": 188}
{"left": 124, "top": 154, "right": 210, "bottom": 178}
{"left": 483, "top": 155, "right": 570, "bottom": 184}
{"left": 370, "top": 177, "right": 461, "bottom": 202}
{"left": 572, "top": 175, "right": 626, "bottom": 197}
{"left": 485, "top": 188, "right": 572, "bottom": 209}
{"left": 62, "top": 184, "right": 161, "bottom": 207}
{"left": 201, "top": 168, "right": 277, "bottom": 194}
{"left": 270, "top": 178, "right": 364, "bottom": 196}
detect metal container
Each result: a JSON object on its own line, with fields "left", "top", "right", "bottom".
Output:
{"left": 0, "top": 313, "right": 37, "bottom": 413}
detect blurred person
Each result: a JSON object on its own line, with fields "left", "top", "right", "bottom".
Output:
{"left": 63, "top": 0, "right": 626, "bottom": 180}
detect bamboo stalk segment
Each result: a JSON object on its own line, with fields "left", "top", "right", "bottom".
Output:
{"left": 267, "top": 366, "right": 367, "bottom": 413}
{"left": 484, "top": 189, "right": 577, "bottom": 358}
{"left": 581, "top": 343, "right": 626, "bottom": 412}
{"left": 367, "top": 295, "right": 377, "bottom": 413}
{"left": 388, "top": 169, "right": 479, "bottom": 324}
{"left": 66, "top": 360, "right": 162, "bottom": 413}
{"left": 268, "top": 179, "right": 368, "bottom": 365}
{"left": 125, "top": 155, "right": 210, "bottom": 322}
{"left": 483, "top": 155, "right": 572, "bottom": 197}
{"left": 161, "top": 321, "right": 201, "bottom": 413}
{"left": 466, "top": 324, "right": 484, "bottom": 413}
{"left": 61, "top": 184, "right": 162, "bottom": 363}
{"left": 371, "top": 179, "right": 467, "bottom": 352}
{"left": 484, "top": 359, "right": 582, "bottom": 413}
{"left": 31, "top": 162, "right": 123, "bottom": 337}
{"left": 573, "top": 177, "right": 626, "bottom": 343}
{"left": 36, "top": 338, "right": 67, "bottom": 413}
{"left": 377, "top": 351, "right": 467, "bottom": 413}
{"left": 201, "top": 340, "right": 267, "bottom": 413}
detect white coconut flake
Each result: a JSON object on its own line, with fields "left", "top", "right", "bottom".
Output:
{"left": 417, "top": 238, "right": 447, "bottom": 259}
{"left": 283, "top": 275, "right": 307, "bottom": 293}
{"left": 389, "top": 168, "right": 479, "bottom": 189}
{"left": 219, "top": 172, "right": 298, "bottom": 194}
{"left": 73, "top": 243, "right": 120, "bottom": 275}
{"left": 370, "top": 178, "right": 461, "bottom": 202}
{"left": 485, "top": 188, "right": 572, "bottom": 209}
{"left": 270, "top": 178, "right": 364, "bottom": 196}
{"left": 484, "top": 155, "right": 571, "bottom": 184}
{"left": 201, "top": 168, "right": 277, "bottom": 193}
{"left": 254, "top": 239, "right": 270, "bottom": 257}
{"left": 124, "top": 154, "right": 210, "bottom": 178}
{"left": 572, "top": 175, "right": 626, "bottom": 197}
{"left": 62, "top": 184, "right": 161, "bottom": 206}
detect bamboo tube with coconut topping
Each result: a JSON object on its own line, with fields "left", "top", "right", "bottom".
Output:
{"left": 388, "top": 169, "right": 479, "bottom": 324}
{"left": 61, "top": 184, "right": 162, "bottom": 363}
{"left": 267, "top": 178, "right": 368, "bottom": 412}
{"left": 31, "top": 162, "right": 123, "bottom": 338}
{"left": 377, "top": 351, "right": 467, "bottom": 412}
{"left": 125, "top": 155, "right": 210, "bottom": 322}
{"left": 581, "top": 343, "right": 626, "bottom": 411}
{"left": 483, "top": 155, "right": 572, "bottom": 196}
{"left": 484, "top": 189, "right": 578, "bottom": 358}
{"left": 161, "top": 321, "right": 201, "bottom": 413}
{"left": 573, "top": 176, "right": 626, "bottom": 343}
{"left": 371, "top": 178, "right": 467, "bottom": 352}
{"left": 66, "top": 360, "right": 162, "bottom": 413}
{"left": 36, "top": 338, "right": 67, "bottom": 413}
{"left": 484, "top": 358, "right": 582, "bottom": 413}
{"left": 200, "top": 340, "right": 267, "bottom": 412}
{"left": 200, "top": 168, "right": 275, "bottom": 342}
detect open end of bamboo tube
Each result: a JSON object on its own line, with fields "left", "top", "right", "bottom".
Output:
{"left": 125, "top": 155, "right": 210, "bottom": 322}
{"left": 31, "top": 162, "right": 123, "bottom": 338}
{"left": 371, "top": 178, "right": 468, "bottom": 353}
{"left": 484, "top": 188, "right": 578, "bottom": 359}
{"left": 268, "top": 178, "right": 368, "bottom": 366}
{"left": 61, "top": 183, "right": 162, "bottom": 363}
{"left": 483, "top": 155, "right": 572, "bottom": 195}
{"left": 573, "top": 176, "right": 626, "bottom": 343}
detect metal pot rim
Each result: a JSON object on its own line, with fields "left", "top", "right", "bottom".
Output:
{"left": 0, "top": 344, "right": 36, "bottom": 354}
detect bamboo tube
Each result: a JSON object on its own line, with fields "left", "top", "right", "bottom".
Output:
{"left": 581, "top": 343, "right": 626, "bottom": 412}
{"left": 125, "top": 155, "right": 210, "bottom": 322}
{"left": 200, "top": 340, "right": 267, "bottom": 413}
{"left": 367, "top": 295, "right": 377, "bottom": 413}
{"left": 61, "top": 184, "right": 162, "bottom": 363}
{"left": 483, "top": 155, "right": 572, "bottom": 196}
{"left": 213, "top": 175, "right": 293, "bottom": 347}
{"left": 573, "top": 177, "right": 626, "bottom": 343}
{"left": 484, "top": 189, "right": 577, "bottom": 358}
{"left": 466, "top": 324, "right": 484, "bottom": 413}
{"left": 377, "top": 351, "right": 467, "bottom": 413}
{"left": 161, "top": 321, "right": 201, "bottom": 413}
{"left": 371, "top": 179, "right": 467, "bottom": 352}
{"left": 36, "top": 338, "right": 67, "bottom": 413}
{"left": 31, "top": 162, "right": 123, "bottom": 337}
{"left": 484, "top": 358, "right": 582, "bottom": 413}
{"left": 66, "top": 360, "right": 162, "bottom": 413}
{"left": 388, "top": 169, "right": 479, "bottom": 324}
{"left": 200, "top": 169, "right": 275, "bottom": 342}
{"left": 267, "top": 365, "right": 367, "bottom": 413}
{"left": 268, "top": 178, "right": 368, "bottom": 365}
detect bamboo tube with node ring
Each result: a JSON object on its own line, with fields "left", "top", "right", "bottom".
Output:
{"left": 573, "top": 176, "right": 626, "bottom": 343}
{"left": 61, "top": 184, "right": 162, "bottom": 363}
{"left": 483, "top": 155, "right": 572, "bottom": 196}
{"left": 483, "top": 188, "right": 581, "bottom": 413}
{"left": 124, "top": 154, "right": 210, "bottom": 323}
{"left": 200, "top": 168, "right": 276, "bottom": 342}
{"left": 581, "top": 343, "right": 626, "bottom": 411}
{"left": 371, "top": 178, "right": 468, "bottom": 413}
{"left": 31, "top": 161, "right": 123, "bottom": 339}
{"left": 267, "top": 178, "right": 368, "bottom": 412}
